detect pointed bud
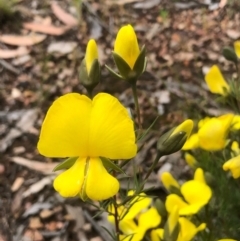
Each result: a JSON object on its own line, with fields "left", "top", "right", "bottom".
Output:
{"left": 79, "top": 39, "right": 100, "bottom": 93}
{"left": 222, "top": 47, "right": 238, "bottom": 64}
{"left": 154, "top": 198, "right": 167, "bottom": 217}
{"left": 110, "top": 24, "right": 146, "bottom": 82}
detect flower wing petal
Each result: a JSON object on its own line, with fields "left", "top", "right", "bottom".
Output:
{"left": 38, "top": 93, "right": 91, "bottom": 157}
{"left": 85, "top": 157, "right": 119, "bottom": 200}
{"left": 89, "top": 93, "right": 137, "bottom": 159}
{"left": 53, "top": 157, "right": 85, "bottom": 197}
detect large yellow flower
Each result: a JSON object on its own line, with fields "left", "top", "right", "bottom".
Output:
{"left": 37, "top": 93, "right": 137, "bottom": 201}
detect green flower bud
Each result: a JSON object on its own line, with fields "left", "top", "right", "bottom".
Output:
{"left": 222, "top": 47, "right": 238, "bottom": 64}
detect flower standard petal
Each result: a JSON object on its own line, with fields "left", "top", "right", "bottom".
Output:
{"left": 181, "top": 180, "right": 212, "bottom": 209}
{"left": 53, "top": 157, "right": 85, "bottom": 197}
{"left": 114, "top": 24, "right": 140, "bottom": 69}
{"left": 204, "top": 65, "right": 229, "bottom": 95}
{"left": 84, "top": 157, "right": 119, "bottom": 200}
{"left": 38, "top": 93, "right": 92, "bottom": 157}
{"left": 89, "top": 93, "right": 137, "bottom": 159}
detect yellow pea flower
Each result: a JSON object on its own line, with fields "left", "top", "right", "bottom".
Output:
{"left": 85, "top": 39, "right": 98, "bottom": 75}
{"left": 120, "top": 207, "right": 161, "bottom": 241}
{"left": 198, "top": 114, "right": 233, "bottom": 151}
{"left": 38, "top": 93, "right": 137, "bottom": 201}
{"left": 223, "top": 154, "right": 240, "bottom": 179}
{"left": 234, "top": 40, "right": 240, "bottom": 58}
{"left": 204, "top": 65, "right": 230, "bottom": 95}
{"left": 121, "top": 191, "right": 152, "bottom": 220}
{"left": 165, "top": 169, "right": 212, "bottom": 215}
{"left": 114, "top": 24, "right": 140, "bottom": 69}
{"left": 160, "top": 172, "right": 180, "bottom": 192}
{"left": 177, "top": 218, "right": 206, "bottom": 241}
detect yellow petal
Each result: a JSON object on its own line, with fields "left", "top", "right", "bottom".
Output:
{"left": 198, "top": 117, "right": 211, "bottom": 129}
{"left": 184, "top": 153, "right": 197, "bottom": 168}
{"left": 231, "top": 141, "right": 240, "bottom": 156}
{"left": 160, "top": 172, "right": 180, "bottom": 191}
{"left": 120, "top": 220, "right": 145, "bottom": 241}
{"left": 171, "top": 119, "right": 193, "bottom": 138}
{"left": 114, "top": 24, "right": 140, "bottom": 69}
{"left": 198, "top": 114, "right": 233, "bottom": 151}
{"left": 121, "top": 191, "right": 152, "bottom": 220}
{"left": 194, "top": 168, "right": 206, "bottom": 184}
{"left": 223, "top": 155, "right": 240, "bottom": 179}
{"left": 89, "top": 93, "right": 137, "bottom": 159}
{"left": 138, "top": 207, "right": 161, "bottom": 231}
{"left": 234, "top": 40, "right": 240, "bottom": 58}
{"left": 231, "top": 115, "right": 240, "bottom": 130}
{"left": 120, "top": 219, "right": 138, "bottom": 234}
{"left": 38, "top": 93, "right": 137, "bottom": 159}
{"left": 177, "top": 217, "right": 206, "bottom": 241}
{"left": 86, "top": 39, "right": 98, "bottom": 74}
{"left": 166, "top": 195, "right": 188, "bottom": 214}
{"left": 204, "top": 65, "right": 229, "bottom": 95}
{"left": 218, "top": 239, "right": 237, "bottom": 241}
{"left": 38, "top": 93, "right": 92, "bottom": 157}
{"left": 53, "top": 157, "right": 85, "bottom": 197}
{"left": 85, "top": 157, "right": 119, "bottom": 200}
{"left": 182, "top": 133, "right": 199, "bottom": 150}
{"left": 167, "top": 205, "right": 179, "bottom": 234}
{"left": 150, "top": 229, "right": 164, "bottom": 241}
{"left": 181, "top": 180, "right": 212, "bottom": 208}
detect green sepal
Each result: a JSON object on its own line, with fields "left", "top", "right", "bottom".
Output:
{"left": 100, "top": 157, "right": 126, "bottom": 175}
{"left": 79, "top": 58, "right": 100, "bottom": 93}
{"left": 154, "top": 198, "right": 167, "bottom": 217}
{"left": 157, "top": 129, "right": 187, "bottom": 156}
{"left": 163, "top": 221, "right": 180, "bottom": 241}
{"left": 222, "top": 47, "right": 238, "bottom": 64}
{"left": 112, "top": 52, "right": 132, "bottom": 79}
{"left": 53, "top": 157, "right": 78, "bottom": 172}
{"left": 105, "top": 64, "right": 124, "bottom": 80}
{"left": 133, "top": 45, "right": 147, "bottom": 77}
{"left": 88, "top": 58, "right": 101, "bottom": 87}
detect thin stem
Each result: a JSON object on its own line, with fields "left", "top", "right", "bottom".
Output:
{"left": 112, "top": 169, "right": 120, "bottom": 241}
{"left": 131, "top": 81, "right": 142, "bottom": 130}
{"left": 144, "top": 152, "right": 162, "bottom": 181}
{"left": 113, "top": 195, "right": 120, "bottom": 241}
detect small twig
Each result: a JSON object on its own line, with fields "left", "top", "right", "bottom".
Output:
{"left": 0, "top": 59, "right": 20, "bottom": 75}
{"left": 83, "top": 210, "right": 111, "bottom": 241}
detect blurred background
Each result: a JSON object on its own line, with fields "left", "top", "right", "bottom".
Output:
{"left": 0, "top": 0, "right": 239, "bottom": 240}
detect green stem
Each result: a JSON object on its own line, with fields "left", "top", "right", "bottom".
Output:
{"left": 131, "top": 81, "right": 142, "bottom": 130}
{"left": 113, "top": 195, "right": 120, "bottom": 241}
{"left": 144, "top": 152, "right": 162, "bottom": 181}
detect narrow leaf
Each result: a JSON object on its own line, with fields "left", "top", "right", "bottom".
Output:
{"left": 53, "top": 156, "right": 78, "bottom": 172}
